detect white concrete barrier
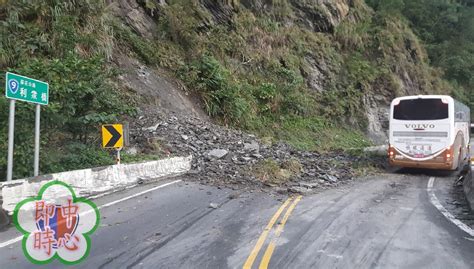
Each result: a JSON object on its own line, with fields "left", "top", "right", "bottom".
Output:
{"left": 363, "top": 145, "right": 388, "bottom": 156}
{"left": 0, "top": 156, "right": 192, "bottom": 214}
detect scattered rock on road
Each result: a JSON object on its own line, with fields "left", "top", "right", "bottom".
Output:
{"left": 209, "top": 203, "right": 219, "bottom": 209}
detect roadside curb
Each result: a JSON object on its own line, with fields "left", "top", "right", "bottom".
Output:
{"left": 0, "top": 155, "right": 192, "bottom": 215}
{"left": 463, "top": 168, "right": 474, "bottom": 211}
{"left": 0, "top": 196, "right": 9, "bottom": 229}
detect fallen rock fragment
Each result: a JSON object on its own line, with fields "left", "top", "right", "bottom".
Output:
{"left": 207, "top": 149, "right": 229, "bottom": 159}
{"left": 288, "top": 186, "right": 312, "bottom": 194}
{"left": 323, "top": 175, "right": 338, "bottom": 183}
{"left": 244, "top": 141, "right": 260, "bottom": 153}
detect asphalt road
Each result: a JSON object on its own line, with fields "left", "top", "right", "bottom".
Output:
{"left": 1, "top": 172, "right": 474, "bottom": 269}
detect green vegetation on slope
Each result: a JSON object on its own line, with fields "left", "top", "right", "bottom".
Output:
{"left": 119, "top": 0, "right": 447, "bottom": 147}
{"left": 367, "top": 0, "right": 474, "bottom": 115}
{"left": 0, "top": 0, "right": 137, "bottom": 179}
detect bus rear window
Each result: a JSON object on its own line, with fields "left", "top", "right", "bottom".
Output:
{"left": 393, "top": 98, "right": 448, "bottom": 120}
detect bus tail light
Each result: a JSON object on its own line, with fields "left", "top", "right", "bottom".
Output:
{"left": 388, "top": 146, "right": 395, "bottom": 158}
{"left": 445, "top": 146, "right": 453, "bottom": 160}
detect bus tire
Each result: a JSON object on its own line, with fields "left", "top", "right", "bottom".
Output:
{"left": 454, "top": 148, "right": 462, "bottom": 171}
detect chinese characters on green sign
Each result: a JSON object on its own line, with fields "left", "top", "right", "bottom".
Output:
{"left": 5, "top": 72, "right": 49, "bottom": 105}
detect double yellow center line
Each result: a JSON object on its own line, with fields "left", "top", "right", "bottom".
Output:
{"left": 243, "top": 195, "right": 303, "bottom": 269}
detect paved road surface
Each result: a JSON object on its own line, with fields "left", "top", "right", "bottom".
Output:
{"left": 1, "top": 172, "right": 473, "bottom": 268}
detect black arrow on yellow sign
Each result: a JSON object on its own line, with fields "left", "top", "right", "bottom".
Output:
{"left": 102, "top": 124, "right": 123, "bottom": 148}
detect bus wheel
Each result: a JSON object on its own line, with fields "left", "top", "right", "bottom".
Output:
{"left": 456, "top": 147, "right": 465, "bottom": 172}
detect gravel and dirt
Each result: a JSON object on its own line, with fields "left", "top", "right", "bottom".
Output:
{"left": 126, "top": 110, "right": 385, "bottom": 194}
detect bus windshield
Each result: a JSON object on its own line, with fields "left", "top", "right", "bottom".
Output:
{"left": 393, "top": 98, "right": 448, "bottom": 121}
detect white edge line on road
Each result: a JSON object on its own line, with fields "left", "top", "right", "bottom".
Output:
{"left": 0, "top": 179, "right": 182, "bottom": 248}
{"left": 427, "top": 177, "right": 474, "bottom": 237}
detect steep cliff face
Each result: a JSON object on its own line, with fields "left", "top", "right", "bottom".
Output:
{"left": 112, "top": 0, "right": 157, "bottom": 38}
{"left": 290, "top": 0, "right": 350, "bottom": 33}
{"left": 195, "top": 0, "right": 352, "bottom": 31}
{"left": 111, "top": 0, "right": 448, "bottom": 146}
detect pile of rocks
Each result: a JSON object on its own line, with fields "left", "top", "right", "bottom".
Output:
{"left": 128, "top": 111, "right": 358, "bottom": 194}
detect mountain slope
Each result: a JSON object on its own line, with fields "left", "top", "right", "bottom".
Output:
{"left": 115, "top": 0, "right": 449, "bottom": 142}
{"left": 0, "top": 0, "right": 461, "bottom": 179}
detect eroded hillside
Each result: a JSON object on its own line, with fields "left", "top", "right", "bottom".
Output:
{"left": 112, "top": 0, "right": 448, "bottom": 143}
{"left": 0, "top": 0, "right": 461, "bottom": 178}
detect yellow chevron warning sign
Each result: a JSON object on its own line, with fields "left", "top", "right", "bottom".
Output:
{"left": 102, "top": 124, "right": 123, "bottom": 148}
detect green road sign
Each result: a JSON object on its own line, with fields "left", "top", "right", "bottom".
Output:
{"left": 5, "top": 72, "right": 49, "bottom": 105}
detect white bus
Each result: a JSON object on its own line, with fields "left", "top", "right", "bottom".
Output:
{"left": 388, "top": 95, "right": 470, "bottom": 170}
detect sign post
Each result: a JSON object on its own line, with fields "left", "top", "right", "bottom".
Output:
{"left": 117, "top": 148, "right": 121, "bottom": 165}
{"left": 5, "top": 72, "right": 49, "bottom": 180}
{"left": 6, "top": 100, "right": 15, "bottom": 181}
{"left": 34, "top": 104, "right": 41, "bottom": 176}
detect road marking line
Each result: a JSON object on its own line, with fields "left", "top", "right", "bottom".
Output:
{"left": 0, "top": 179, "right": 182, "bottom": 249}
{"left": 96, "top": 179, "right": 181, "bottom": 210}
{"left": 427, "top": 177, "right": 474, "bottom": 237}
{"left": 0, "top": 236, "right": 22, "bottom": 249}
{"left": 242, "top": 197, "right": 293, "bottom": 269}
{"left": 259, "top": 195, "right": 302, "bottom": 269}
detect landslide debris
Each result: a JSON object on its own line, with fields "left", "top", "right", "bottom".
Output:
{"left": 129, "top": 111, "right": 373, "bottom": 194}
